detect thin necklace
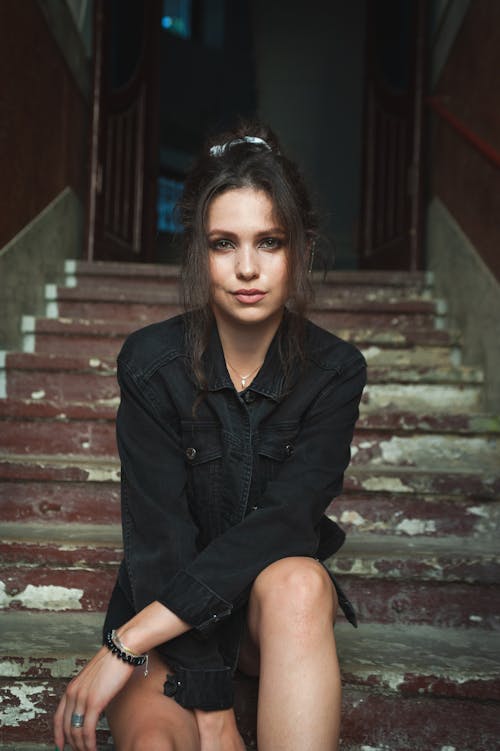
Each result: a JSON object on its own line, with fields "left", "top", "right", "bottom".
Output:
{"left": 226, "top": 359, "right": 262, "bottom": 389}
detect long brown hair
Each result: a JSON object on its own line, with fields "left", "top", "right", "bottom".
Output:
{"left": 178, "top": 122, "right": 318, "bottom": 391}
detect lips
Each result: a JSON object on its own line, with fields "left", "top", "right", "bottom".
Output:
{"left": 232, "top": 289, "right": 267, "bottom": 304}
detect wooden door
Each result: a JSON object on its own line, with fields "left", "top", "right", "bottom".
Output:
{"left": 358, "top": 0, "right": 427, "bottom": 270}
{"left": 87, "top": 0, "right": 161, "bottom": 262}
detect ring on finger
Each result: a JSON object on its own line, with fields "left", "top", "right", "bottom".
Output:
{"left": 70, "top": 712, "right": 85, "bottom": 728}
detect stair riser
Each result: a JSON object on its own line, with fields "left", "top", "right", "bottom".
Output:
{"left": 2, "top": 565, "right": 499, "bottom": 632}
{"left": 346, "top": 470, "right": 500, "bottom": 499}
{"left": 329, "top": 495, "right": 500, "bottom": 538}
{"left": 3, "top": 483, "right": 498, "bottom": 539}
{"left": 2, "top": 680, "right": 497, "bottom": 750}
{"left": 4, "top": 372, "right": 483, "bottom": 410}
{"left": 69, "top": 277, "right": 434, "bottom": 299}
{"left": 2, "top": 421, "right": 498, "bottom": 468}
{"left": 54, "top": 301, "right": 438, "bottom": 329}
{"left": 0, "top": 482, "right": 120, "bottom": 524}
{"left": 30, "top": 333, "right": 456, "bottom": 368}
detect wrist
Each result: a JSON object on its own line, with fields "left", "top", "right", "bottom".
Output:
{"left": 194, "top": 707, "right": 236, "bottom": 730}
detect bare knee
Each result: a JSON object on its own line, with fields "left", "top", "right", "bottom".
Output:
{"left": 252, "top": 557, "right": 337, "bottom": 630}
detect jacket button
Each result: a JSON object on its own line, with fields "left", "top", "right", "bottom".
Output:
{"left": 186, "top": 447, "right": 197, "bottom": 460}
{"left": 243, "top": 391, "right": 255, "bottom": 404}
{"left": 284, "top": 443, "right": 294, "bottom": 456}
{"left": 164, "top": 674, "right": 177, "bottom": 697}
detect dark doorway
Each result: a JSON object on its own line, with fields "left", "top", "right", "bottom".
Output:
{"left": 358, "top": 0, "right": 427, "bottom": 270}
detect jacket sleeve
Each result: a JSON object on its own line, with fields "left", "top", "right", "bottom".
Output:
{"left": 157, "top": 353, "right": 367, "bottom": 635}
{"left": 115, "top": 357, "right": 234, "bottom": 710}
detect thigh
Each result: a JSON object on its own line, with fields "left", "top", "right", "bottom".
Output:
{"left": 106, "top": 649, "right": 200, "bottom": 751}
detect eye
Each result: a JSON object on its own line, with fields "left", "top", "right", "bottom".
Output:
{"left": 210, "top": 238, "right": 234, "bottom": 251}
{"left": 259, "top": 237, "right": 283, "bottom": 250}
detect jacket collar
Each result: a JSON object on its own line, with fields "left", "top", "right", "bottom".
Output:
{"left": 204, "top": 314, "right": 289, "bottom": 402}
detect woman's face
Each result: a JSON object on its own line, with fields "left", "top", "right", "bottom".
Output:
{"left": 206, "top": 187, "right": 289, "bottom": 330}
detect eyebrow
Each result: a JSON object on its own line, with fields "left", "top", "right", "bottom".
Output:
{"left": 207, "top": 226, "right": 287, "bottom": 237}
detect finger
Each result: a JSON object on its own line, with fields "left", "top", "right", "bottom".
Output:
{"left": 81, "top": 707, "right": 101, "bottom": 751}
{"left": 53, "top": 693, "right": 67, "bottom": 750}
{"left": 69, "top": 706, "right": 87, "bottom": 751}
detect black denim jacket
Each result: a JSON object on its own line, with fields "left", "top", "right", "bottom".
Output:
{"left": 103, "top": 312, "right": 366, "bottom": 711}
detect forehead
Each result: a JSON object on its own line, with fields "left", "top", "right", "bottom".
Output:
{"left": 206, "top": 187, "right": 281, "bottom": 230}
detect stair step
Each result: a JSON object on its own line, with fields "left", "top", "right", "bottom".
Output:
{"left": 68, "top": 260, "right": 431, "bottom": 288}
{"left": 3, "top": 398, "right": 498, "bottom": 435}
{"left": 1, "top": 610, "right": 498, "bottom": 749}
{"left": 25, "top": 315, "right": 461, "bottom": 348}
{"left": 2, "top": 353, "right": 484, "bottom": 408}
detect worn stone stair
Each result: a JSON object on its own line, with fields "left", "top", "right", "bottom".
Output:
{"left": 1, "top": 260, "right": 499, "bottom": 750}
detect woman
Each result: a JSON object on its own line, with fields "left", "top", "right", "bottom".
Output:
{"left": 54, "top": 124, "right": 366, "bottom": 751}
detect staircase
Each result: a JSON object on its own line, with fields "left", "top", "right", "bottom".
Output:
{"left": 1, "top": 260, "right": 499, "bottom": 750}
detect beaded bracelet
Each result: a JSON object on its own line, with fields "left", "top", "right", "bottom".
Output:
{"left": 104, "top": 629, "right": 149, "bottom": 676}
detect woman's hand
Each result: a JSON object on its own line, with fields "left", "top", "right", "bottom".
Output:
{"left": 194, "top": 708, "right": 247, "bottom": 751}
{"left": 54, "top": 646, "right": 135, "bottom": 751}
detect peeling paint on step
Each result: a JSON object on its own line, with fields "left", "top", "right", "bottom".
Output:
{"left": 0, "top": 581, "right": 83, "bottom": 610}
{"left": 395, "top": 518, "right": 437, "bottom": 535}
{"left": 30, "top": 390, "right": 45, "bottom": 400}
{"left": 340, "top": 510, "right": 367, "bottom": 527}
{"left": 89, "top": 358, "right": 102, "bottom": 368}
{"left": 0, "top": 682, "right": 47, "bottom": 726}
{"left": 467, "top": 505, "right": 490, "bottom": 518}
{"left": 361, "top": 476, "right": 413, "bottom": 493}
{"left": 85, "top": 466, "right": 120, "bottom": 482}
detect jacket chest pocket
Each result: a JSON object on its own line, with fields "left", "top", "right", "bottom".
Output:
{"left": 257, "top": 421, "right": 300, "bottom": 492}
{"left": 181, "top": 421, "right": 224, "bottom": 544}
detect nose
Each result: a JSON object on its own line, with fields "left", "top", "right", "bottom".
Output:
{"left": 235, "top": 245, "right": 259, "bottom": 280}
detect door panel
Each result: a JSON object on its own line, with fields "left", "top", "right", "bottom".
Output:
{"left": 87, "top": 0, "right": 161, "bottom": 262}
{"left": 359, "top": 0, "right": 427, "bottom": 270}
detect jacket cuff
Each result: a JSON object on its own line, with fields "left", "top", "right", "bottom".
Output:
{"left": 163, "top": 665, "right": 234, "bottom": 710}
{"left": 160, "top": 570, "right": 232, "bottom": 635}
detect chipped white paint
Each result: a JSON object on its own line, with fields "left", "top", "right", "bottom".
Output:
{"left": 340, "top": 510, "right": 367, "bottom": 527}
{"left": 81, "top": 441, "right": 91, "bottom": 449}
{"left": 65, "top": 259, "right": 77, "bottom": 273}
{"left": 395, "top": 518, "right": 437, "bottom": 535}
{"left": 350, "top": 445, "right": 358, "bottom": 458}
{"left": 22, "top": 334, "right": 35, "bottom": 353}
{"left": 359, "top": 441, "right": 373, "bottom": 449}
{"left": 89, "top": 357, "right": 102, "bottom": 368}
{"left": 469, "top": 615, "right": 483, "bottom": 622}
{"left": 360, "top": 346, "right": 382, "bottom": 361}
{"left": 375, "top": 435, "right": 498, "bottom": 470}
{"left": 21, "top": 315, "right": 35, "bottom": 333}
{"left": 0, "top": 683, "right": 46, "bottom": 726}
{"left": 45, "top": 283, "right": 57, "bottom": 300}
{"left": 362, "top": 476, "right": 412, "bottom": 493}
{"left": 440, "top": 747, "right": 456, "bottom": 751}
{"left": 85, "top": 466, "right": 120, "bottom": 482}
{"left": 0, "top": 656, "right": 83, "bottom": 679}
{"left": 364, "top": 384, "right": 481, "bottom": 411}
{"left": 0, "top": 581, "right": 84, "bottom": 610}
{"left": 46, "top": 300, "right": 59, "bottom": 318}
{"left": 65, "top": 275, "right": 77, "bottom": 287}
{"left": 467, "top": 505, "right": 490, "bottom": 518}
{"left": 30, "top": 389, "right": 46, "bottom": 400}
{"left": 0, "top": 351, "right": 6, "bottom": 398}
{"left": 450, "top": 346, "right": 462, "bottom": 366}
{"left": 436, "top": 299, "right": 448, "bottom": 315}
{"left": 361, "top": 746, "right": 392, "bottom": 751}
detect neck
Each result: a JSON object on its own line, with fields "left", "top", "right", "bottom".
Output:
{"left": 213, "top": 309, "right": 284, "bottom": 385}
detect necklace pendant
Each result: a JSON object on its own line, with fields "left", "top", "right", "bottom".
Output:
{"left": 241, "top": 377, "right": 247, "bottom": 388}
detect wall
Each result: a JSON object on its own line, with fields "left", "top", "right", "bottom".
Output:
{"left": 0, "top": 190, "right": 83, "bottom": 350}
{"left": 0, "top": 1, "right": 91, "bottom": 349}
{"left": 251, "top": 0, "right": 366, "bottom": 269}
{"left": 426, "top": 0, "right": 500, "bottom": 409}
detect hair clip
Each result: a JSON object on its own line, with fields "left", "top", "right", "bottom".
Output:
{"left": 209, "top": 136, "right": 272, "bottom": 157}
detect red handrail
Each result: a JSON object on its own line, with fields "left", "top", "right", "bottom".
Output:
{"left": 428, "top": 96, "right": 500, "bottom": 170}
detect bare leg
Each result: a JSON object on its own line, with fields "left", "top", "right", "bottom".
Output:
{"left": 106, "top": 649, "right": 200, "bottom": 751}
{"left": 239, "top": 557, "right": 341, "bottom": 751}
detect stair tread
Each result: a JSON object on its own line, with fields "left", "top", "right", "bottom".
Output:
{"left": 3, "top": 351, "right": 484, "bottom": 383}
{"left": 27, "top": 316, "right": 460, "bottom": 346}
{"left": 1, "top": 611, "right": 497, "bottom": 685}
{"left": 1, "top": 522, "right": 497, "bottom": 562}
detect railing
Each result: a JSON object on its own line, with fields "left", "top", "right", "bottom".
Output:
{"left": 428, "top": 96, "right": 500, "bottom": 170}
